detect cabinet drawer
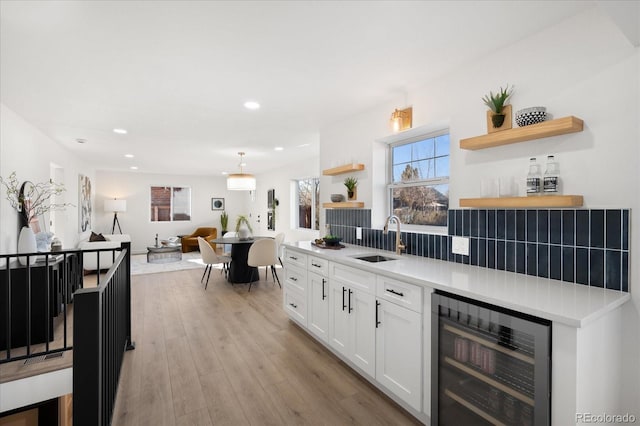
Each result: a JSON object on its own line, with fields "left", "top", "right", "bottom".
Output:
{"left": 308, "top": 256, "right": 328, "bottom": 276}
{"left": 329, "top": 262, "right": 375, "bottom": 294}
{"left": 283, "top": 248, "right": 307, "bottom": 269}
{"left": 283, "top": 284, "right": 306, "bottom": 326}
{"left": 284, "top": 264, "right": 307, "bottom": 293}
{"left": 376, "top": 276, "right": 423, "bottom": 314}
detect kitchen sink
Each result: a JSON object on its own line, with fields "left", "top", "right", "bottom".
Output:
{"left": 353, "top": 255, "right": 397, "bottom": 263}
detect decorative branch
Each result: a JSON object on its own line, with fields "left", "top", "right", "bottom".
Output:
{"left": 0, "top": 171, "right": 75, "bottom": 225}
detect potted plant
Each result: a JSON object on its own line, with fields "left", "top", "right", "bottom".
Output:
{"left": 220, "top": 211, "right": 229, "bottom": 235}
{"left": 235, "top": 215, "right": 253, "bottom": 240}
{"left": 344, "top": 176, "right": 358, "bottom": 201}
{"left": 482, "top": 84, "right": 514, "bottom": 132}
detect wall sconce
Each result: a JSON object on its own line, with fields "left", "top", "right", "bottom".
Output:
{"left": 390, "top": 107, "right": 413, "bottom": 132}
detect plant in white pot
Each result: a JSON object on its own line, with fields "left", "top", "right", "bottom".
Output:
{"left": 0, "top": 171, "right": 73, "bottom": 263}
{"left": 235, "top": 215, "right": 253, "bottom": 240}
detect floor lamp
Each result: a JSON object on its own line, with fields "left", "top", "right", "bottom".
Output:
{"left": 104, "top": 199, "right": 126, "bottom": 234}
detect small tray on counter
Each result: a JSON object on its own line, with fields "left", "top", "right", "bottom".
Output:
{"left": 312, "top": 242, "right": 346, "bottom": 250}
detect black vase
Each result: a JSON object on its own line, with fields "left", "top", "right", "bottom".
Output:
{"left": 492, "top": 114, "right": 506, "bottom": 128}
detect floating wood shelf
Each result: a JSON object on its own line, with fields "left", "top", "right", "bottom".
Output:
{"left": 322, "top": 163, "right": 365, "bottom": 176}
{"left": 322, "top": 202, "right": 365, "bottom": 209}
{"left": 460, "top": 116, "right": 584, "bottom": 150}
{"left": 460, "top": 195, "right": 583, "bottom": 208}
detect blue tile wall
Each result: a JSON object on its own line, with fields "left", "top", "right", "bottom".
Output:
{"left": 326, "top": 208, "right": 630, "bottom": 291}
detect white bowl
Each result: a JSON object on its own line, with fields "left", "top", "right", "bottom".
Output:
{"left": 515, "top": 107, "right": 547, "bottom": 127}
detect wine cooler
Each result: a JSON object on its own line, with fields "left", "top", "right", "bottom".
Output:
{"left": 432, "top": 291, "right": 551, "bottom": 426}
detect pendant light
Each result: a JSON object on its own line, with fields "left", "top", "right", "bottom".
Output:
{"left": 227, "top": 152, "right": 256, "bottom": 191}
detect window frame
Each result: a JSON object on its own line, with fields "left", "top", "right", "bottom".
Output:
{"left": 149, "top": 185, "right": 192, "bottom": 222}
{"left": 387, "top": 127, "right": 450, "bottom": 233}
{"left": 294, "top": 177, "right": 320, "bottom": 231}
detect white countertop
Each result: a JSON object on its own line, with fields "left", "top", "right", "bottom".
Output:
{"left": 283, "top": 241, "right": 631, "bottom": 328}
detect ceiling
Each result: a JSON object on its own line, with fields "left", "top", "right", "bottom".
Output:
{"left": 0, "top": 1, "right": 596, "bottom": 177}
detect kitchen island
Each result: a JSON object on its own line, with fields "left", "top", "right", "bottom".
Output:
{"left": 282, "top": 241, "right": 631, "bottom": 425}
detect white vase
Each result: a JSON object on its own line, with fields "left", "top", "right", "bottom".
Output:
{"left": 18, "top": 226, "right": 37, "bottom": 265}
{"left": 237, "top": 223, "right": 251, "bottom": 240}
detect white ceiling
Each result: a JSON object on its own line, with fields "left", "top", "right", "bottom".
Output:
{"left": 0, "top": 1, "right": 596, "bottom": 176}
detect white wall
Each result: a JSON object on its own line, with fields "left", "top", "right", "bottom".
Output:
{"left": 249, "top": 157, "right": 321, "bottom": 243}
{"left": 96, "top": 157, "right": 320, "bottom": 254}
{"left": 95, "top": 170, "right": 249, "bottom": 254}
{"left": 318, "top": 7, "right": 640, "bottom": 415}
{"left": 0, "top": 104, "right": 93, "bottom": 253}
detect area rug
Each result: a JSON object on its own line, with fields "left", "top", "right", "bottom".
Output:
{"left": 130, "top": 251, "right": 208, "bottom": 275}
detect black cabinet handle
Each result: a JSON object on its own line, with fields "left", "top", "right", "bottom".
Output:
{"left": 386, "top": 288, "right": 404, "bottom": 297}
{"left": 348, "top": 289, "right": 353, "bottom": 313}
{"left": 290, "top": 276, "right": 298, "bottom": 282}
{"left": 289, "top": 256, "right": 298, "bottom": 261}
{"left": 342, "top": 287, "right": 347, "bottom": 311}
{"left": 322, "top": 278, "right": 326, "bottom": 300}
{"left": 376, "top": 300, "right": 381, "bottom": 328}
{"left": 311, "top": 262, "right": 322, "bottom": 268}
{"left": 289, "top": 302, "right": 297, "bottom": 309}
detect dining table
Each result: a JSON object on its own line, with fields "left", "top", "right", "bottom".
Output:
{"left": 208, "top": 236, "right": 271, "bottom": 284}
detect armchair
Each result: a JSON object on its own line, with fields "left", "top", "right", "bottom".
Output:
{"left": 181, "top": 227, "right": 217, "bottom": 253}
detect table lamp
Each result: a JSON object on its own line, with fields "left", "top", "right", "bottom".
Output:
{"left": 104, "top": 198, "right": 126, "bottom": 234}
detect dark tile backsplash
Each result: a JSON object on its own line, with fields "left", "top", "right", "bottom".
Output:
{"left": 326, "top": 208, "right": 630, "bottom": 291}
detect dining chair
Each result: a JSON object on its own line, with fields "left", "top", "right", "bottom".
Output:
{"left": 246, "top": 238, "right": 281, "bottom": 292}
{"left": 274, "top": 232, "right": 285, "bottom": 267}
{"left": 197, "top": 237, "right": 231, "bottom": 289}
{"left": 221, "top": 231, "right": 237, "bottom": 271}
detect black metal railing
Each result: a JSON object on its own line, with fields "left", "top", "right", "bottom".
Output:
{"left": 72, "top": 242, "right": 134, "bottom": 426}
{"left": 0, "top": 244, "right": 126, "bottom": 364}
{"left": 0, "top": 249, "right": 82, "bottom": 363}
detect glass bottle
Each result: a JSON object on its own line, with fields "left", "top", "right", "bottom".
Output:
{"left": 526, "top": 157, "right": 541, "bottom": 196}
{"left": 543, "top": 155, "right": 560, "bottom": 194}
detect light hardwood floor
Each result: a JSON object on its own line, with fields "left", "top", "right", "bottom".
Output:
{"left": 112, "top": 267, "right": 422, "bottom": 426}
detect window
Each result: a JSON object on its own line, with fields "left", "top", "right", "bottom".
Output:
{"left": 389, "top": 130, "right": 449, "bottom": 227}
{"left": 296, "top": 178, "right": 319, "bottom": 230}
{"left": 150, "top": 186, "right": 191, "bottom": 222}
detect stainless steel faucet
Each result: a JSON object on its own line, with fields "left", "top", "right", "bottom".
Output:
{"left": 383, "top": 215, "right": 405, "bottom": 255}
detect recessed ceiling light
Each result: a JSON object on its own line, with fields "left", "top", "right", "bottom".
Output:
{"left": 130, "top": 166, "right": 138, "bottom": 170}
{"left": 113, "top": 128, "right": 128, "bottom": 134}
{"left": 221, "top": 171, "right": 228, "bottom": 175}
{"left": 124, "top": 154, "right": 134, "bottom": 158}
{"left": 274, "top": 147, "right": 284, "bottom": 151}
{"left": 76, "top": 138, "right": 87, "bottom": 144}
{"left": 243, "top": 101, "right": 260, "bottom": 110}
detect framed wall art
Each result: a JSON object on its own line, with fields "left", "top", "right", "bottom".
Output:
{"left": 211, "top": 197, "right": 225, "bottom": 210}
{"left": 79, "top": 174, "right": 92, "bottom": 232}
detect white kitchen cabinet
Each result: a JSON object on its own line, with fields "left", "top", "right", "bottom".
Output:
{"left": 282, "top": 249, "right": 308, "bottom": 327}
{"left": 283, "top": 283, "right": 306, "bottom": 326}
{"left": 329, "top": 279, "right": 376, "bottom": 378}
{"left": 375, "top": 298, "right": 422, "bottom": 411}
{"left": 307, "top": 271, "right": 329, "bottom": 343}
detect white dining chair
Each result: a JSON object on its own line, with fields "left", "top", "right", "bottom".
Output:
{"left": 246, "top": 238, "right": 281, "bottom": 292}
{"left": 221, "top": 231, "right": 237, "bottom": 271}
{"left": 274, "top": 232, "right": 285, "bottom": 267}
{"left": 222, "top": 231, "right": 237, "bottom": 257}
{"left": 198, "top": 237, "right": 231, "bottom": 289}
